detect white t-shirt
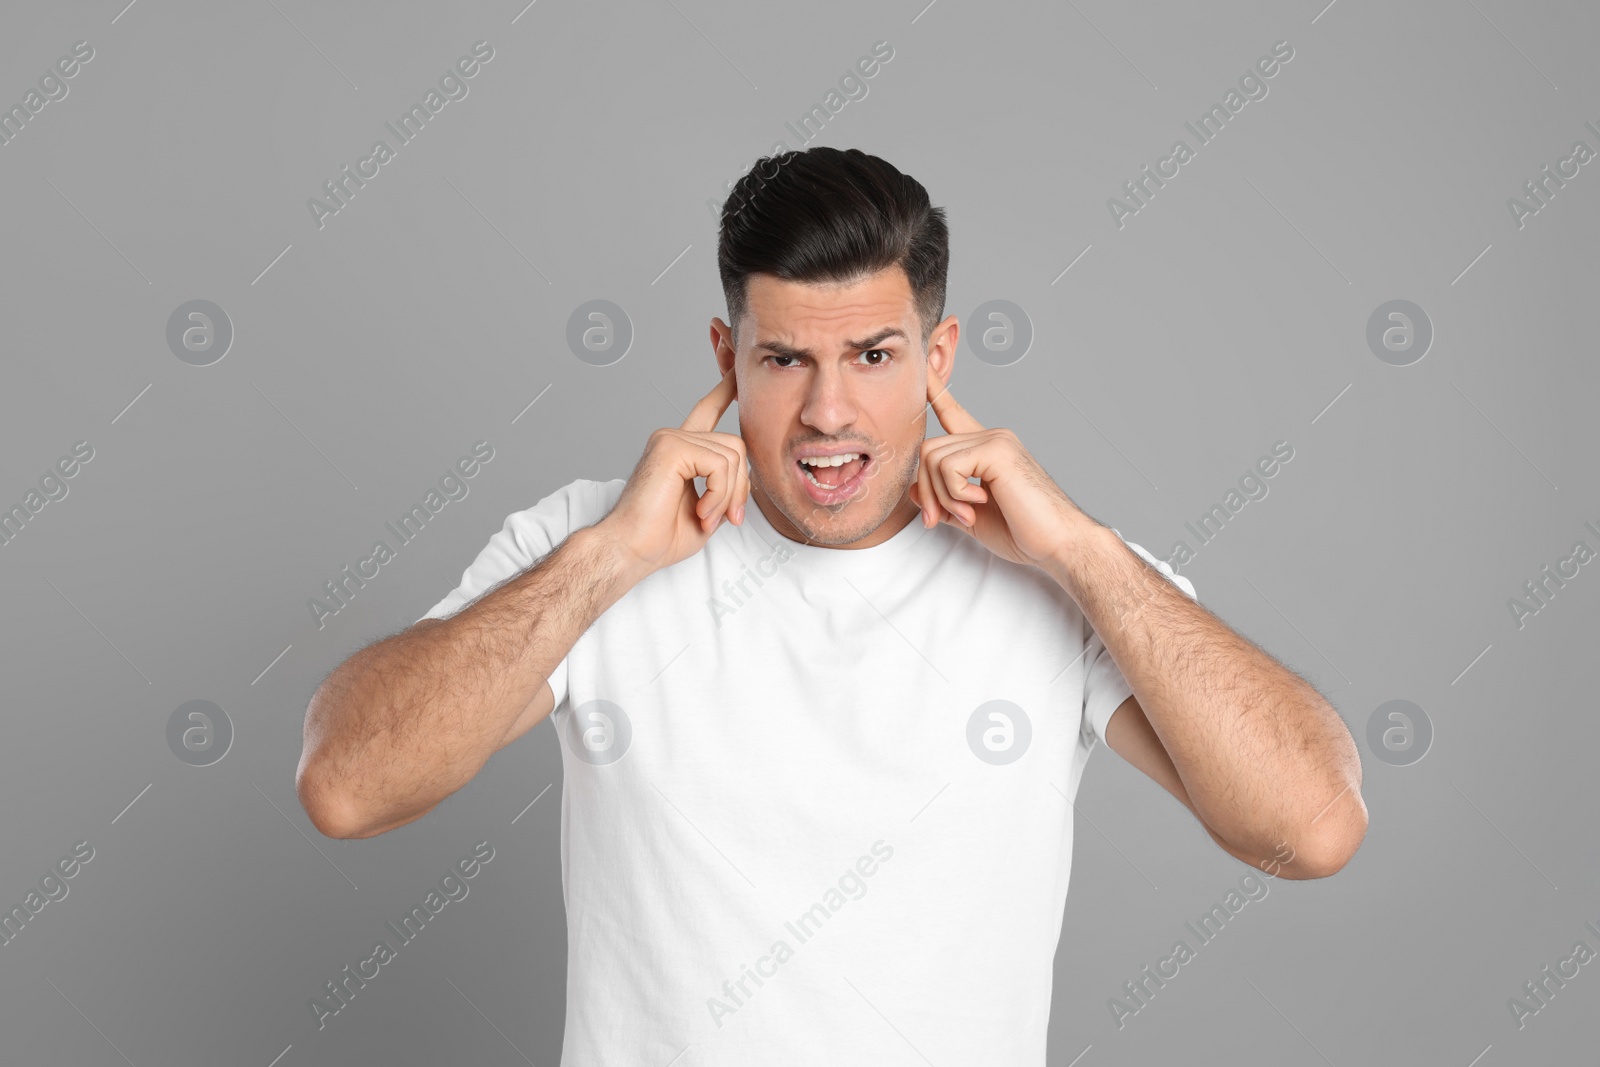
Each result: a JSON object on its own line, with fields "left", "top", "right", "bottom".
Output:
{"left": 420, "top": 477, "right": 1197, "bottom": 1066}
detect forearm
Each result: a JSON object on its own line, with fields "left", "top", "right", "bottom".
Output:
{"left": 297, "top": 523, "right": 638, "bottom": 837}
{"left": 1046, "top": 523, "right": 1364, "bottom": 869}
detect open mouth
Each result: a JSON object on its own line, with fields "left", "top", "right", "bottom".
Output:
{"left": 795, "top": 450, "right": 871, "bottom": 503}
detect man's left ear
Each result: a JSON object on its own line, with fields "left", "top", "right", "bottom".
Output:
{"left": 925, "top": 314, "right": 959, "bottom": 390}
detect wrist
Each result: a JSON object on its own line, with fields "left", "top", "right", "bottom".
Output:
{"left": 575, "top": 520, "right": 655, "bottom": 597}
{"left": 1041, "top": 516, "right": 1120, "bottom": 601}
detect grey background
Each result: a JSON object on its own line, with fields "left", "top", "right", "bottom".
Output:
{"left": 1, "top": 0, "right": 1595, "bottom": 1063}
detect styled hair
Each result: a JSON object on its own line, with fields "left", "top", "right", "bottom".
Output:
{"left": 716, "top": 146, "right": 949, "bottom": 351}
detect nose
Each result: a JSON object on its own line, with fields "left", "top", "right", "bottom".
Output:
{"left": 798, "top": 363, "right": 860, "bottom": 436}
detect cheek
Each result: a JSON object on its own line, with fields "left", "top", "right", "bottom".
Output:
{"left": 736, "top": 375, "right": 778, "bottom": 418}
{"left": 737, "top": 401, "right": 774, "bottom": 446}
{"left": 736, "top": 408, "right": 782, "bottom": 473}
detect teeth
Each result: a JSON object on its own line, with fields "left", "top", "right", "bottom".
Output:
{"left": 799, "top": 453, "right": 861, "bottom": 467}
{"left": 802, "top": 465, "right": 848, "bottom": 489}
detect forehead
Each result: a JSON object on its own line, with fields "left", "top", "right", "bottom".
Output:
{"left": 741, "top": 266, "right": 915, "bottom": 342}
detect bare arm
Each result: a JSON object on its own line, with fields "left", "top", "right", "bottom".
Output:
{"left": 295, "top": 523, "right": 642, "bottom": 839}
{"left": 295, "top": 367, "right": 750, "bottom": 840}
{"left": 1045, "top": 524, "right": 1366, "bottom": 878}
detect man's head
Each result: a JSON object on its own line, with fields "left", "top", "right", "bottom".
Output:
{"left": 711, "top": 147, "right": 958, "bottom": 549}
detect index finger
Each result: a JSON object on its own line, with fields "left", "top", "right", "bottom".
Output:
{"left": 927, "top": 382, "right": 985, "bottom": 436}
{"left": 680, "top": 366, "right": 737, "bottom": 433}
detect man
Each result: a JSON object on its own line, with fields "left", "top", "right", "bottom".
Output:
{"left": 296, "top": 146, "right": 1366, "bottom": 1064}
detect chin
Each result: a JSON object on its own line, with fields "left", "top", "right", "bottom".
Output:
{"left": 795, "top": 485, "right": 902, "bottom": 546}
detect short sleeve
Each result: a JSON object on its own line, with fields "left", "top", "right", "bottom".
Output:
{"left": 416, "top": 478, "right": 624, "bottom": 712}
{"left": 1080, "top": 530, "right": 1199, "bottom": 747}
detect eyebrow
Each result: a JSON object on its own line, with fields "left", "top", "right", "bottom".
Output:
{"left": 753, "top": 326, "right": 909, "bottom": 360}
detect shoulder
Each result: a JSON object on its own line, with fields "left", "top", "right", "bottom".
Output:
{"left": 575, "top": 478, "right": 628, "bottom": 529}
{"left": 498, "top": 476, "right": 626, "bottom": 546}
{"left": 1110, "top": 528, "right": 1198, "bottom": 601}
{"left": 560, "top": 477, "right": 627, "bottom": 518}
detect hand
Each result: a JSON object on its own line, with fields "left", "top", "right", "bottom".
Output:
{"left": 596, "top": 368, "right": 751, "bottom": 579}
{"left": 908, "top": 380, "right": 1097, "bottom": 568}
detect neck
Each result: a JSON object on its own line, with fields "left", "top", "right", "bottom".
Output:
{"left": 750, "top": 485, "right": 919, "bottom": 550}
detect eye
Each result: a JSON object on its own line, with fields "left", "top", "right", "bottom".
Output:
{"left": 763, "top": 350, "right": 894, "bottom": 370}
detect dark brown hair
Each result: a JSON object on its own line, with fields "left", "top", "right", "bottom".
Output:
{"left": 717, "top": 146, "right": 949, "bottom": 350}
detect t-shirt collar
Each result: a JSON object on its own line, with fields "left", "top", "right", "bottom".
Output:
{"left": 736, "top": 493, "right": 933, "bottom": 573}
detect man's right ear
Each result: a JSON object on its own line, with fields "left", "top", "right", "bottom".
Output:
{"left": 711, "top": 318, "right": 737, "bottom": 381}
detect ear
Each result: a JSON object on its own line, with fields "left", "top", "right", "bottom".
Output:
{"left": 710, "top": 317, "right": 737, "bottom": 384}
{"left": 924, "top": 313, "right": 960, "bottom": 394}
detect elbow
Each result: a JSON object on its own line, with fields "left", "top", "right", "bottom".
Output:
{"left": 295, "top": 663, "right": 444, "bottom": 841}
{"left": 295, "top": 752, "right": 364, "bottom": 840}
{"left": 1217, "top": 795, "right": 1368, "bottom": 881}
{"left": 1292, "top": 794, "right": 1369, "bottom": 880}
{"left": 295, "top": 751, "right": 436, "bottom": 840}
{"left": 296, "top": 671, "right": 373, "bottom": 839}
